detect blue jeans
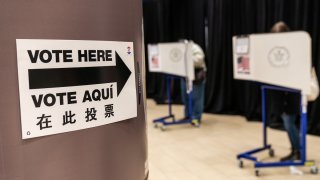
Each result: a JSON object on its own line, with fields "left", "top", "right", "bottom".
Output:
{"left": 180, "top": 79, "right": 205, "bottom": 120}
{"left": 281, "top": 113, "right": 300, "bottom": 150}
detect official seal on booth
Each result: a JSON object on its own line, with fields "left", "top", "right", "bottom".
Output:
{"left": 169, "top": 48, "right": 183, "bottom": 62}
{"left": 268, "top": 47, "right": 290, "bottom": 67}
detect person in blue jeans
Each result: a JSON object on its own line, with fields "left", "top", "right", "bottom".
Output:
{"left": 270, "top": 22, "right": 301, "bottom": 161}
{"left": 180, "top": 41, "right": 206, "bottom": 126}
{"left": 181, "top": 78, "right": 205, "bottom": 123}
{"left": 271, "top": 91, "right": 301, "bottom": 162}
{"left": 281, "top": 112, "right": 300, "bottom": 159}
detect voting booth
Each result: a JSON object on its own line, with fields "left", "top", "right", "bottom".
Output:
{"left": 233, "top": 32, "right": 318, "bottom": 176}
{"left": 233, "top": 32, "right": 311, "bottom": 94}
{"left": 148, "top": 42, "right": 198, "bottom": 130}
{"left": 0, "top": 1, "right": 147, "bottom": 180}
{"left": 148, "top": 42, "right": 194, "bottom": 82}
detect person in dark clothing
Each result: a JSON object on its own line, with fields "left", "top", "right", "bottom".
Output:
{"left": 270, "top": 21, "right": 301, "bottom": 161}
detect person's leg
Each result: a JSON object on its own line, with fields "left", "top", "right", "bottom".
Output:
{"left": 281, "top": 113, "right": 300, "bottom": 161}
{"left": 282, "top": 113, "right": 300, "bottom": 150}
{"left": 282, "top": 113, "right": 294, "bottom": 147}
{"left": 180, "top": 78, "right": 188, "bottom": 118}
{"left": 192, "top": 81, "right": 205, "bottom": 121}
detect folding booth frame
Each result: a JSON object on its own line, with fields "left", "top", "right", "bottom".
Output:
{"left": 237, "top": 85, "right": 318, "bottom": 176}
{"left": 153, "top": 75, "right": 198, "bottom": 131}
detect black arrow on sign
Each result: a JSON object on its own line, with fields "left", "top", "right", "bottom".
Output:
{"left": 28, "top": 51, "right": 132, "bottom": 96}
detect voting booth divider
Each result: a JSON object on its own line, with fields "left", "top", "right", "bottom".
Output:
{"left": 233, "top": 32, "right": 318, "bottom": 176}
{"left": 148, "top": 42, "right": 198, "bottom": 130}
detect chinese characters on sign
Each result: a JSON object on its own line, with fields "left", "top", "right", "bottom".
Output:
{"left": 36, "top": 114, "right": 52, "bottom": 130}
{"left": 36, "top": 105, "right": 114, "bottom": 130}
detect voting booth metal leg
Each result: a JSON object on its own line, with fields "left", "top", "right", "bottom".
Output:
{"left": 153, "top": 76, "right": 175, "bottom": 130}
{"left": 237, "top": 85, "right": 318, "bottom": 176}
{"left": 153, "top": 76, "right": 195, "bottom": 130}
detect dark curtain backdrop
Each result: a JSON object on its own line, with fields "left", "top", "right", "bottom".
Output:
{"left": 143, "top": 0, "right": 207, "bottom": 103}
{"left": 143, "top": 0, "right": 320, "bottom": 135}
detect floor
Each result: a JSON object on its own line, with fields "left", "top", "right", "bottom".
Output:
{"left": 146, "top": 99, "right": 320, "bottom": 180}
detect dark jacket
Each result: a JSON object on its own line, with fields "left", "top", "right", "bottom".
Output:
{"left": 268, "top": 90, "right": 301, "bottom": 115}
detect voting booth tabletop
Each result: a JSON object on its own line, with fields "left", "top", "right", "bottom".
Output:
{"left": 0, "top": 1, "right": 147, "bottom": 180}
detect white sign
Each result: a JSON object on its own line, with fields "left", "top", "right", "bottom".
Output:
{"left": 148, "top": 44, "right": 161, "bottom": 71}
{"left": 16, "top": 39, "right": 137, "bottom": 139}
{"left": 147, "top": 42, "right": 194, "bottom": 81}
{"left": 235, "top": 37, "right": 249, "bottom": 54}
{"left": 233, "top": 32, "right": 311, "bottom": 94}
